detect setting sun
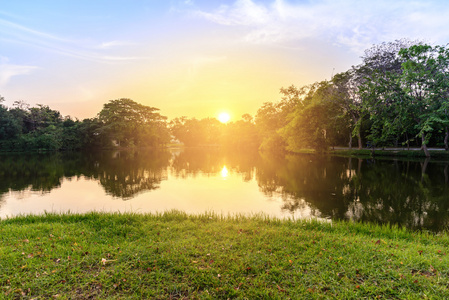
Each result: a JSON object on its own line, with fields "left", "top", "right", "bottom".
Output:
{"left": 218, "top": 112, "right": 231, "bottom": 123}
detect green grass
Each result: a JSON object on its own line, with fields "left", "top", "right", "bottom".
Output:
{"left": 1, "top": 211, "right": 449, "bottom": 299}
{"left": 330, "top": 148, "right": 449, "bottom": 159}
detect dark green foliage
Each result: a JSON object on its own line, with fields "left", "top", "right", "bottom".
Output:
{"left": 0, "top": 105, "right": 21, "bottom": 140}
{"left": 279, "top": 82, "right": 346, "bottom": 152}
{"left": 261, "top": 40, "right": 449, "bottom": 156}
{"left": 0, "top": 150, "right": 171, "bottom": 199}
{"left": 98, "top": 98, "right": 170, "bottom": 147}
{"left": 0, "top": 97, "right": 170, "bottom": 152}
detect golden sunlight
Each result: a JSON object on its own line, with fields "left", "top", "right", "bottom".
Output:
{"left": 218, "top": 112, "right": 231, "bottom": 123}
{"left": 221, "top": 166, "right": 229, "bottom": 178}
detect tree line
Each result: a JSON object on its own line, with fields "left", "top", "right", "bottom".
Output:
{"left": 169, "top": 40, "right": 449, "bottom": 157}
{"left": 0, "top": 97, "right": 170, "bottom": 151}
{"left": 0, "top": 96, "right": 261, "bottom": 152}
{"left": 1, "top": 40, "right": 448, "bottom": 155}
{"left": 260, "top": 40, "right": 449, "bottom": 157}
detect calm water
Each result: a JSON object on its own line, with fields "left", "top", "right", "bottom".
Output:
{"left": 1, "top": 149, "right": 448, "bottom": 231}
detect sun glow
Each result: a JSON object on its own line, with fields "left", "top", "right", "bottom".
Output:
{"left": 221, "top": 166, "right": 229, "bottom": 178}
{"left": 218, "top": 112, "right": 231, "bottom": 123}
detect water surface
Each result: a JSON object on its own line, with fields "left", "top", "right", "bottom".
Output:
{"left": 1, "top": 149, "right": 448, "bottom": 231}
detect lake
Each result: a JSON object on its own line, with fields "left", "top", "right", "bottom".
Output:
{"left": 1, "top": 148, "right": 448, "bottom": 231}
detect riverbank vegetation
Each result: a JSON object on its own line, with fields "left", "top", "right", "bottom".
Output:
{"left": 330, "top": 148, "right": 449, "bottom": 159}
{"left": 1, "top": 40, "right": 448, "bottom": 156}
{"left": 1, "top": 211, "right": 449, "bottom": 299}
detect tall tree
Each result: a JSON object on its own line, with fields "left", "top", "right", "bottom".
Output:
{"left": 331, "top": 70, "right": 364, "bottom": 149}
{"left": 398, "top": 44, "right": 449, "bottom": 156}
{"left": 255, "top": 86, "right": 302, "bottom": 153}
{"left": 358, "top": 40, "right": 422, "bottom": 151}
{"left": 98, "top": 98, "right": 168, "bottom": 147}
{"left": 0, "top": 99, "right": 21, "bottom": 141}
{"left": 279, "top": 81, "right": 345, "bottom": 152}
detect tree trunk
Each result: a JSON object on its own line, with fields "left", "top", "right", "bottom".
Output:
{"left": 421, "top": 135, "right": 431, "bottom": 158}
{"left": 357, "top": 132, "right": 362, "bottom": 149}
{"left": 406, "top": 133, "right": 410, "bottom": 150}
{"left": 352, "top": 115, "right": 363, "bottom": 150}
{"left": 444, "top": 127, "right": 448, "bottom": 151}
{"left": 348, "top": 133, "right": 352, "bottom": 150}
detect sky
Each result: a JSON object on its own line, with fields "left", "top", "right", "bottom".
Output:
{"left": 1, "top": 0, "right": 449, "bottom": 121}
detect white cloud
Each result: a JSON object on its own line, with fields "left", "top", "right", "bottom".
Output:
{"left": 100, "top": 55, "right": 151, "bottom": 61}
{"left": 95, "top": 40, "right": 137, "bottom": 49}
{"left": 194, "top": 0, "right": 270, "bottom": 26}
{"left": 192, "top": 0, "right": 449, "bottom": 53}
{"left": 0, "top": 18, "right": 70, "bottom": 42}
{"left": 0, "top": 58, "right": 37, "bottom": 87}
{"left": 0, "top": 18, "right": 145, "bottom": 63}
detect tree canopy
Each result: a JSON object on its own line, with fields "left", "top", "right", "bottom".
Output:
{"left": 1, "top": 40, "right": 448, "bottom": 156}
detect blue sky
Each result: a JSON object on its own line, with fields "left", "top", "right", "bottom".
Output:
{"left": 1, "top": 0, "right": 449, "bottom": 120}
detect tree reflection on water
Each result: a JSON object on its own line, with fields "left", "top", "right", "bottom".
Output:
{"left": 89, "top": 150, "right": 170, "bottom": 199}
{"left": 256, "top": 153, "right": 449, "bottom": 231}
{"left": 0, "top": 150, "right": 448, "bottom": 231}
{"left": 170, "top": 147, "right": 258, "bottom": 182}
{"left": 0, "top": 150, "right": 170, "bottom": 200}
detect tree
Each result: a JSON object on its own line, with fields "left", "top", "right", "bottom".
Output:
{"left": 78, "top": 118, "right": 111, "bottom": 149}
{"left": 358, "top": 63, "right": 409, "bottom": 150}
{"left": 331, "top": 70, "right": 364, "bottom": 149}
{"left": 98, "top": 98, "right": 168, "bottom": 147}
{"left": 0, "top": 103, "right": 21, "bottom": 141}
{"left": 355, "top": 41, "right": 449, "bottom": 156}
{"left": 27, "top": 104, "right": 62, "bottom": 131}
{"left": 8, "top": 101, "right": 30, "bottom": 134}
{"left": 398, "top": 44, "right": 449, "bottom": 156}
{"left": 221, "top": 114, "right": 260, "bottom": 150}
{"left": 279, "top": 81, "right": 345, "bottom": 152}
{"left": 357, "top": 40, "right": 423, "bottom": 152}
{"left": 255, "top": 87, "right": 301, "bottom": 153}
{"left": 169, "top": 117, "right": 224, "bottom": 147}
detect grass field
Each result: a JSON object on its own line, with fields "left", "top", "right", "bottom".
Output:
{"left": 1, "top": 211, "right": 449, "bottom": 299}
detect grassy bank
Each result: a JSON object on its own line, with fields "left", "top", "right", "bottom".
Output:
{"left": 1, "top": 212, "right": 449, "bottom": 299}
{"left": 329, "top": 148, "right": 449, "bottom": 159}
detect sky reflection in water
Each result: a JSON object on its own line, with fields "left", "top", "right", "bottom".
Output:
{"left": 0, "top": 149, "right": 448, "bottom": 231}
{"left": 0, "top": 149, "right": 314, "bottom": 220}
